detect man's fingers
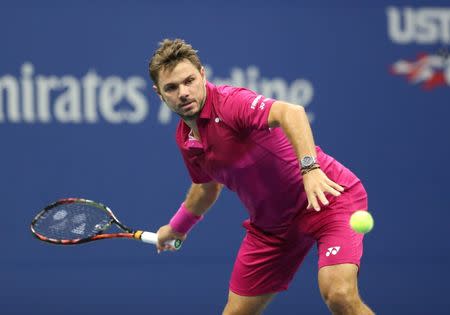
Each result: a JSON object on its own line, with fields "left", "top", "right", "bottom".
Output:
{"left": 316, "top": 190, "right": 329, "bottom": 207}
{"left": 322, "top": 178, "right": 344, "bottom": 197}
{"left": 326, "top": 179, "right": 344, "bottom": 192}
{"left": 307, "top": 192, "right": 321, "bottom": 211}
{"left": 312, "top": 199, "right": 321, "bottom": 211}
{"left": 157, "top": 236, "right": 169, "bottom": 253}
{"left": 325, "top": 186, "right": 342, "bottom": 197}
{"left": 156, "top": 243, "right": 172, "bottom": 253}
{"left": 305, "top": 172, "right": 345, "bottom": 211}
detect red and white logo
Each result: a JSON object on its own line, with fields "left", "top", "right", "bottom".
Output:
{"left": 390, "top": 52, "right": 450, "bottom": 90}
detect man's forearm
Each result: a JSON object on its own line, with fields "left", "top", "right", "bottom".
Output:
{"left": 184, "top": 182, "right": 222, "bottom": 216}
{"left": 269, "top": 101, "right": 316, "bottom": 160}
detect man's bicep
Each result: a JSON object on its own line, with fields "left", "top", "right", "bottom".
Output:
{"left": 267, "top": 101, "right": 305, "bottom": 128}
{"left": 267, "top": 101, "right": 284, "bottom": 128}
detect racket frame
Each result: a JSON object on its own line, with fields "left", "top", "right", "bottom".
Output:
{"left": 30, "top": 198, "right": 182, "bottom": 249}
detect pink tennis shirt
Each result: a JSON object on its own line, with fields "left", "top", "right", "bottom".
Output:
{"left": 176, "top": 82, "right": 360, "bottom": 234}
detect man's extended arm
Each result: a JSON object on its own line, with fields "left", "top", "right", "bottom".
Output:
{"left": 184, "top": 181, "right": 223, "bottom": 216}
{"left": 267, "top": 101, "right": 344, "bottom": 211}
{"left": 156, "top": 181, "right": 222, "bottom": 251}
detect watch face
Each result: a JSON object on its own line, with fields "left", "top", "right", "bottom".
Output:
{"left": 301, "top": 156, "right": 316, "bottom": 168}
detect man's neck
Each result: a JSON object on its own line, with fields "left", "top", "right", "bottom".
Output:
{"left": 183, "top": 118, "right": 196, "bottom": 129}
{"left": 184, "top": 120, "right": 200, "bottom": 140}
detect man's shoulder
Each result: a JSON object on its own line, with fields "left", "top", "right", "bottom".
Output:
{"left": 214, "top": 83, "right": 252, "bottom": 98}
{"left": 208, "top": 82, "right": 258, "bottom": 110}
{"left": 208, "top": 81, "right": 253, "bottom": 97}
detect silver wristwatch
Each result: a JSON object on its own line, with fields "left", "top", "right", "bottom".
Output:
{"left": 300, "top": 155, "right": 317, "bottom": 169}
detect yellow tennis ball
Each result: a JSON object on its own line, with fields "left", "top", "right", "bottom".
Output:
{"left": 350, "top": 210, "right": 374, "bottom": 234}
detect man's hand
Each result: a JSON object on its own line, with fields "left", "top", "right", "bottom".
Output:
{"left": 156, "top": 224, "right": 187, "bottom": 253}
{"left": 303, "top": 168, "right": 344, "bottom": 211}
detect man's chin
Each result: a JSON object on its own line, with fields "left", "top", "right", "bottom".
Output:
{"left": 177, "top": 110, "right": 200, "bottom": 121}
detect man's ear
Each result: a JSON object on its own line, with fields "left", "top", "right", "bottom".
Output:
{"left": 153, "top": 85, "right": 163, "bottom": 101}
{"left": 200, "top": 67, "right": 206, "bottom": 82}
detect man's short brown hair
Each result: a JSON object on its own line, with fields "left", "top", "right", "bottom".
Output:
{"left": 149, "top": 39, "right": 203, "bottom": 86}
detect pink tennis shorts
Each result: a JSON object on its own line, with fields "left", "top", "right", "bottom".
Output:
{"left": 229, "top": 182, "right": 368, "bottom": 296}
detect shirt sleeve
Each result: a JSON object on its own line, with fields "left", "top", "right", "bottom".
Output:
{"left": 179, "top": 147, "right": 213, "bottom": 184}
{"left": 219, "top": 87, "right": 275, "bottom": 131}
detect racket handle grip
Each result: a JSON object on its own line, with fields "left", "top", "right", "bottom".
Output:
{"left": 137, "top": 231, "right": 182, "bottom": 250}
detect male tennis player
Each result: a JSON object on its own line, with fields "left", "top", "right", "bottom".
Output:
{"left": 150, "top": 39, "right": 374, "bottom": 315}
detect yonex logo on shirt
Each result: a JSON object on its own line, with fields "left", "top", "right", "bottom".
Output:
{"left": 325, "top": 246, "right": 341, "bottom": 256}
{"left": 250, "top": 95, "right": 263, "bottom": 110}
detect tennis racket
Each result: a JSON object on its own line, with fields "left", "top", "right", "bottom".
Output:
{"left": 30, "top": 198, "right": 182, "bottom": 250}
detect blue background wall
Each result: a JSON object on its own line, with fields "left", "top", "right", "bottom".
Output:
{"left": 1, "top": 0, "right": 449, "bottom": 314}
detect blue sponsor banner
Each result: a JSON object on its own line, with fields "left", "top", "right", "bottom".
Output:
{"left": 1, "top": 1, "right": 449, "bottom": 314}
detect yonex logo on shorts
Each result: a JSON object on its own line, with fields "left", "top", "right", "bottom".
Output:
{"left": 325, "top": 246, "right": 341, "bottom": 256}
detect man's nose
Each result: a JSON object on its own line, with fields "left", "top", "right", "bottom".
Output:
{"left": 179, "top": 84, "right": 189, "bottom": 99}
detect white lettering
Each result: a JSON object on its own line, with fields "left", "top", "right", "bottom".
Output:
{"left": 158, "top": 102, "right": 172, "bottom": 124}
{"left": 289, "top": 79, "right": 314, "bottom": 106}
{"left": 205, "top": 66, "right": 314, "bottom": 107}
{"left": 387, "top": 7, "right": 415, "bottom": 44}
{"left": 36, "top": 75, "right": 59, "bottom": 123}
{"left": 125, "top": 77, "right": 149, "bottom": 123}
{"left": 230, "top": 68, "right": 245, "bottom": 87}
{"left": 1, "top": 63, "right": 314, "bottom": 125}
{"left": 157, "top": 65, "right": 316, "bottom": 125}
{"left": 387, "top": 7, "right": 450, "bottom": 44}
{"left": 261, "top": 78, "right": 287, "bottom": 102}
{"left": 21, "top": 63, "right": 34, "bottom": 122}
{"left": 82, "top": 71, "right": 101, "bottom": 123}
{"left": 251, "top": 95, "right": 262, "bottom": 110}
{"left": 54, "top": 76, "right": 82, "bottom": 123}
{"left": 99, "top": 76, "right": 125, "bottom": 124}
{"left": 0, "top": 75, "right": 20, "bottom": 122}
{"left": 416, "top": 10, "right": 439, "bottom": 44}
{"left": 0, "top": 63, "right": 151, "bottom": 124}
{"left": 246, "top": 66, "right": 259, "bottom": 92}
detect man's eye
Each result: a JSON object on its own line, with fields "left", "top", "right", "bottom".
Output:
{"left": 186, "top": 78, "right": 194, "bottom": 84}
{"left": 165, "top": 85, "right": 176, "bottom": 92}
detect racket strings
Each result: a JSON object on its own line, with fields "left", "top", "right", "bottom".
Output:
{"left": 32, "top": 202, "right": 112, "bottom": 240}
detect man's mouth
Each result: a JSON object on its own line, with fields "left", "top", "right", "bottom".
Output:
{"left": 180, "top": 101, "right": 194, "bottom": 109}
